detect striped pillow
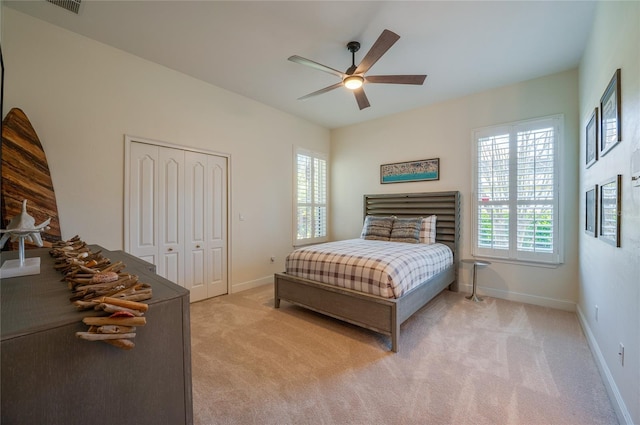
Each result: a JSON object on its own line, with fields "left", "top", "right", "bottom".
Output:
{"left": 361, "top": 216, "right": 395, "bottom": 241}
{"left": 419, "top": 215, "right": 437, "bottom": 244}
{"left": 389, "top": 217, "right": 422, "bottom": 243}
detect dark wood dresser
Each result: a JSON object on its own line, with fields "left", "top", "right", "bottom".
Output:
{"left": 1, "top": 246, "right": 193, "bottom": 425}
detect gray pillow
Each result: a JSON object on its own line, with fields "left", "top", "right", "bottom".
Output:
{"left": 361, "top": 216, "right": 395, "bottom": 241}
{"left": 390, "top": 217, "right": 422, "bottom": 243}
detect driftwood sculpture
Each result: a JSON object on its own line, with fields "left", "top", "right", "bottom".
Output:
{"left": 49, "top": 236, "right": 153, "bottom": 350}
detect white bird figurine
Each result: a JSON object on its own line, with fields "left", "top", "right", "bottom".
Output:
{"left": 0, "top": 199, "right": 51, "bottom": 249}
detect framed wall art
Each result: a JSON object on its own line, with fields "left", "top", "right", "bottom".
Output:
{"left": 586, "top": 108, "right": 598, "bottom": 168}
{"left": 380, "top": 158, "right": 439, "bottom": 184}
{"left": 600, "top": 69, "right": 621, "bottom": 157}
{"left": 585, "top": 185, "right": 597, "bottom": 237}
{"left": 599, "top": 175, "right": 621, "bottom": 247}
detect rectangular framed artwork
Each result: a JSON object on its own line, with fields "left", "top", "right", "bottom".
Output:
{"left": 586, "top": 108, "right": 598, "bottom": 168}
{"left": 585, "top": 185, "right": 597, "bottom": 237}
{"left": 600, "top": 69, "right": 622, "bottom": 157}
{"left": 380, "top": 158, "right": 440, "bottom": 184}
{"left": 599, "top": 175, "right": 621, "bottom": 247}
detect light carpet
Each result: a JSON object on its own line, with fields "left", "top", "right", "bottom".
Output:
{"left": 190, "top": 284, "right": 618, "bottom": 425}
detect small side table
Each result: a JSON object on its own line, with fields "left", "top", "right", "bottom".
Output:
{"left": 462, "top": 259, "right": 490, "bottom": 302}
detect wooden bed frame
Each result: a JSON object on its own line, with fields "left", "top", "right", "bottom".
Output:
{"left": 274, "top": 191, "right": 460, "bottom": 352}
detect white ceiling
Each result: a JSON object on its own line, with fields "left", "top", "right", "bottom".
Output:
{"left": 5, "top": 1, "right": 596, "bottom": 129}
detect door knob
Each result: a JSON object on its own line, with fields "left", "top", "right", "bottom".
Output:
{"left": 196, "top": 245, "right": 201, "bottom": 249}
{"left": 167, "top": 248, "right": 173, "bottom": 252}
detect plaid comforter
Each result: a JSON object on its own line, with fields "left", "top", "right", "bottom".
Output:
{"left": 285, "top": 239, "right": 453, "bottom": 299}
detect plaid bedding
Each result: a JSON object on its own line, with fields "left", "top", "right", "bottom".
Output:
{"left": 285, "top": 239, "right": 453, "bottom": 299}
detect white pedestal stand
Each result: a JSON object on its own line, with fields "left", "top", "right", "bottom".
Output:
{"left": 461, "top": 259, "right": 491, "bottom": 302}
{"left": 0, "top": 236, "right": 41, "bottom": 278}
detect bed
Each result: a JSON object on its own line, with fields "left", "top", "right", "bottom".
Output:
{"left": 274, "top": 191, "right": 460, "bottom": 352}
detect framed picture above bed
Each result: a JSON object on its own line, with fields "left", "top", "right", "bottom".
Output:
{"left": 380, "top": 158, "right": 439, "bottom": 184}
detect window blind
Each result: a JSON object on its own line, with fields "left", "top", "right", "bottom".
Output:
{"left": 295, "top": 148, "right": 328, "bottom": 245}
{"left": 473, "top": 116, "right": 563, "bottom": 264}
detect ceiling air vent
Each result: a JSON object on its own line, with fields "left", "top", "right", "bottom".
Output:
{"left": 46, "top": 0, "right": 81, "bottom": 14}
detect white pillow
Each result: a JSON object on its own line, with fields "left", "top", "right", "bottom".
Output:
{"left": 419, "top": 215, "right": 437, "bottom": 244}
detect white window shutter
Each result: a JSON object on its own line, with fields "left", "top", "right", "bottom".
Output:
{"left": 294, "top": 148, "right": 328, "bottom": 245}
{"left": 473, "top": 115, "right": 563, "bottom": 264}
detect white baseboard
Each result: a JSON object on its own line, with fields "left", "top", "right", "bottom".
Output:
{"left": 231, "top": 275, "right": 272, "bottom": 294}
{"left": 460, "top": 283, "right": 576, "bottom": 311}
{"left": 576, "top": 305, "right": 632, "bottom": 425}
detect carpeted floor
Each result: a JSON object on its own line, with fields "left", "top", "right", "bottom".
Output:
{"left": 190, "top": 284, "right": 618, "bottom": 425}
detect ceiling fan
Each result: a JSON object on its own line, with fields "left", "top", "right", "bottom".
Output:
{"left": 288, "top": 29, "right": 427, "bottom": 110}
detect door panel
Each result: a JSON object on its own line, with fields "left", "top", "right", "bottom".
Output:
{"left": 187, "top": 248, "right": 206, "bottom": 301}
{"left": 137, "top": 255, "right": 156, "bottom": 265}
{"left": 139, "top": 155, "right": 155, "bottom": 247}
{"left": 206, "top": 156, "right": 227, "bottom": 298}
{"left": 209, "top": 247, "right": 223, "bottom": 282}
{"left": 210, "top": 162, "right": 224, "bottom": 241}
{"left": 185, "top": 152, "right": 208, "bottom": 302}
{"left": 162, "top": 252, "right": 180, "bottom": 284}
{"left": 158, "top": 148, "right": 183, "bottom": 285}
{"left": 161, "top": 158, "right": 180, "bottom": 245}
{"left": 187, "top": 158, "right": 205, "bottom": 243}
{"left": 129, "top": 143, "right": 158, "bottom": 265}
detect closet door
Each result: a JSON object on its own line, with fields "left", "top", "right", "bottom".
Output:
{"left": 128, "top": 143, "right": 184, "bottom": 284}
{"left": 128, "top": 142, "right": 158, "bottom": 266}
{"left": 184, "top": 151, "right": 228, "bottom": 302}
{"left": 157, "top": 147, "right": 184, "bottom": 285}
{"left": 205, "top": 154, "right": 228, "bottom": 298}
{"left": 127, "top": 138, "right": 228, "bottom": 302}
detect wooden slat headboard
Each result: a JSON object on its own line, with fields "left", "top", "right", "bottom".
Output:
{"left": 363, "top": 191, "right": 460, "bottom": 258}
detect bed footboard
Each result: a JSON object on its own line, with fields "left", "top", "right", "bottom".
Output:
{"left": 274, "top": 272, "right": 398, "bottom": 338}
{"left": 274, "top": 265, "right": 454, "bottom": 352}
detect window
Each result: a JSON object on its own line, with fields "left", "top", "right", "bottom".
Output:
{"left": 294, "top": 148, "right": 328, "bottom": 245}
{"left": 472, "top": 115, "right": 563, "bottom": 264}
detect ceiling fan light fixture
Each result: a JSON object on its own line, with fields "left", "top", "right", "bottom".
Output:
{"left": 343, "top": 75, "right": 364, "bottom": 90}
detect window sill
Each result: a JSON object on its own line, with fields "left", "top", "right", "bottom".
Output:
{"left": 468, "top": 256, "right": 562, "bottom": 269}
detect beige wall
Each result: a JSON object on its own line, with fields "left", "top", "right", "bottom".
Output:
{"left": 331, "top": 69, "right": 580, "bottom": 311}
{"left": 3, "top": 8, "right": 330, "bottom": 293}
{"left": 4, "top": 2, "right": 639, "bottom": 423}
{"left": 578, "top": 2, "right": 640, "bottom": 424}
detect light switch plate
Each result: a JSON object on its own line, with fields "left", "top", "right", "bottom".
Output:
{"left": 632, "top": 149, "right": 640, "bottom": 187}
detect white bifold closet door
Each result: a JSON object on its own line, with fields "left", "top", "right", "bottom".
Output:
{"left": 127, "top": 140, "right": 228, "bottom": 302}
{"left": 184, "top": 151, "right": 227, "bottom": 301}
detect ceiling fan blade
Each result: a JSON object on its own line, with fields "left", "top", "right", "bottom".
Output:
{"left": 354, "top": 29, "right": 400, "bottom": 75}
{"left": 298, "top": 82, "right": 343, "bottom": 101}
{"left": 365, "top": 75, "right": 427, "bottom": 85}
{"left": 353, "top": 88, "right": 370, "bottom": 110}
{"left": 288, "top": 55, "right": 344, "bottom": 79}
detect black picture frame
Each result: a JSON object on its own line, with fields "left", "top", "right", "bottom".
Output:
{"left": 600, "top": 69, "right": 621, "bottom": 157}
{"left": 585, "top": 185, "right": 597, "bottom": 237}
{"left": 586, "top": 108, "right": 598, "bottom": 168}
{"left": 599, "top": 175, "right": 621, "bottom": 247}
